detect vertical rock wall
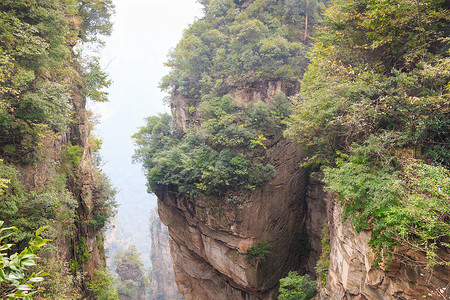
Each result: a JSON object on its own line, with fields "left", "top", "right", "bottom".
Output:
{"left": 157, "top": 136, "right": 324, "bottom": 299}
{"left": 149, "top": 212, "right": 183, "bottom": 300}
{"left": 322, "top": 200, "right": 450, "bottom": 300}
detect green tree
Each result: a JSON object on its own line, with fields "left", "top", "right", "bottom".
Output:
{"left": 278, "top": 271, "right": 317, "bottom": 300}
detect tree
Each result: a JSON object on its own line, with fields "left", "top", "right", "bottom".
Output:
{"left": 278, "top": 271, "right": 317, "bottom": 300}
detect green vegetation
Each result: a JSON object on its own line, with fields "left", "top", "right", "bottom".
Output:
{"left": 245, "top": 240, "right": 272, "bottom": 265}
{"left": 324, "top": 145, "right": 450, "bottom": 267}
{"left": 278, "top": 271, "right": 317, "bottom": 300}
{"left": 0, "top": 0, "right": 113, "bottom": 160}
{"left": 86, "top": 267, "right": 119, "bottom": 300}
{"left": 0, "top": 0, "right": 116, "bottom": 297}
{"left": 134, "top": 0, "right": 325, "bottom": 201}
{"left": 133, "top": 97, "right": 282, "bottom": 199}
{"left": 0, "top": 222, "right": 49, "bottom": 299}
{"left": 114, "top": 245, "right": 147, "bottom": 299}
{"left": 0, "top": 161, "right": 78, "bottom": 250}
{"left": 33, "top": 250, "right": 81, "bottom": 300}
{"left": 285, "top": 0, "right": 450, "bottom": 268}
{"left": 160, "top": 0, "right": 323, "bottom": 99}
{"left": 315, "top": 221, "right": 330, "bottom": 286}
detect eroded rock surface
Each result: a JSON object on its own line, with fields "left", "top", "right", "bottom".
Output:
{"left": 149, "top": 213, "right": 183, "bottom": 300}
{"left": 323, "top": 200, "right": 450, "bottom": 300}
{"left": 157, "top": 137, "right": 322, "bottom": 299}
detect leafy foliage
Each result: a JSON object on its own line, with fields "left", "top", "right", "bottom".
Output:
{"left": 278, "top": 271, "right": 317, "bottom": 300}
{"left": 33, "top": 250, "right": 81, "bottom": 300}
{"left": 245, "top": 240, "right": 272, "bottom": 265}
{"left": 0, "top": 223, "right": 49, "bottom": 300}
{"left": 285, "top": 0, "right": 450, "bottom": 166}
{"left": 0, "top": 0, "right": 113, "bottom": 159}
{"left": 160, "top": 0, "right": 323, "bottom": 99}
{"left": 114, "top": 245, "right": 146, "bottom": 299}
{"left": 133, "top": 96, "right": 280, "bottom": 199}
{"left": 324, "top": 140, "right": 450, "bottom": 267}
{"left": 134, "top": 1, "right": 323, "bottom": 201}
{"left": 0, "top": 161, "right": 78, "bottom": 250}
{"left": 286, "top": 0, "right": 450, "bottom": 268}
{"left": 86, "top": 267, "right": 119, "bottom": 300}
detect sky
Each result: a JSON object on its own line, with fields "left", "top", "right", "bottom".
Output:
{"left": 90, "top": 0, "right": 202, "bottom": 267}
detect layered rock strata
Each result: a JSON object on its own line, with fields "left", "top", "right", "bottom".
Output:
{"left": 157, "top": 136, "right": 326, "bottom": 299}
{"left": 323, "top": 200, "right": 450, "bottom": 300}
{"left": 149, "top": 213, "right": 183, "bottom": 300}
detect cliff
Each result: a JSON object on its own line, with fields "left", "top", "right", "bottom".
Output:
{"left": 156, "top": 87, "right": 450, "bottom": 299}
{"left": 149, "top": 211, "right": 183, "bottom": 300}
{"left": 157, "top": 116, "right": 450, "bottom": 300}
{"left": 0, "top": 0, "right": 115, "bottom": 297}
{"left": 156, "top": 84, "right": 327, "bottom": 299}
{"left": 323, "top": 199, "right": 450, "bottom": 299}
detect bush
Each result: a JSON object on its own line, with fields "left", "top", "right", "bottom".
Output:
{"left": 86, "top": 267, "right": 119, "bottom": 300}
{"left": 245, "top": 240, "right": 272, "bottom": 265}
{"left": 278, "top": 272, "right": 317, "bottom": 300}
{"left": 133, "top": 97, "right": 278, "bottom": 200}
{"left": 323, "top": 138, "right": 450, "bottom": 267}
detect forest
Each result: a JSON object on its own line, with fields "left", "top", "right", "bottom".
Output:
{"left": 0, "top": 0, "right": 449, "bottom": 299}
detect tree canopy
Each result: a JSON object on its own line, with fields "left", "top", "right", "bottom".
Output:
{"left": 0, "top": 0, "right": 113, "bottom": 160}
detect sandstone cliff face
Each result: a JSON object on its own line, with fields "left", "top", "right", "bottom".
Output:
{"left": 158, "top": 82, "right": 326, "bottom": 299}
{"left": 322, "top": 199, "right": 450, "bottom": 300}
{"left": 149, "top": 213, "right": 183, "bottom": 300}
{"left": 157, "top": 135, "right": 327, "bottom": 299}
{"left": 16, "top": 96, "right": 109, "bottom": 296}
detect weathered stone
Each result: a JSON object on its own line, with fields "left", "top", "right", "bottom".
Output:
{"left": 157, "top": 136, "right": 318, "bottom": 299}
{"left": 324, "top": 200, "right": 450, "bottom": 300}
{"left": 149, "top": 214, "right": 182, "bottom": 300}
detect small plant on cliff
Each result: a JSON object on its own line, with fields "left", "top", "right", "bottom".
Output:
{"left": 245, "top": 240, "right": 273, "bottom": 265}
{"left": 315, "top": 221, "right": 330, "bottom": 286}
{"left": 278, "top": 271, "right": 317, "bottom": 300}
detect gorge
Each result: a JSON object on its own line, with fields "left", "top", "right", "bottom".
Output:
{"left": 0, "top": 0, "right": 449, "bottom": 299}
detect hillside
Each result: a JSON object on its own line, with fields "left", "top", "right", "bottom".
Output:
{"left": 0, "top": 0, "right": 118, "bottom": 298}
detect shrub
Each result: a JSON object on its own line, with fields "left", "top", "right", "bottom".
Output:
{"left": 278, "top": 272, "right": 317, "bottom": 300}
{"left": 245, "top": 240, "right": 272, "bottom": 265}
{"left": 323, "top": 138, "right": 450, "bottom": 268}
{"left": 133, "top": 98, "right": 278, "bottom": 200}
{"left": 86, "top": 267, "right": 119, "bottom": 300}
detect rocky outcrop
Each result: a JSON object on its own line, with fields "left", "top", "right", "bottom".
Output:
{"left": 149, "top": 212, "right": 183, "bottom": 300}
{"left": 116, "top": 261, "right": 146, "bottom": 300}
{"left": 170, "top": 81, "right": 293, "bottom": 131}
{"left": 323, "top": 199, "right": 450, "bottom": 300}
{"left": 157, "top": 135, "right": 326, "bottom": 299}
